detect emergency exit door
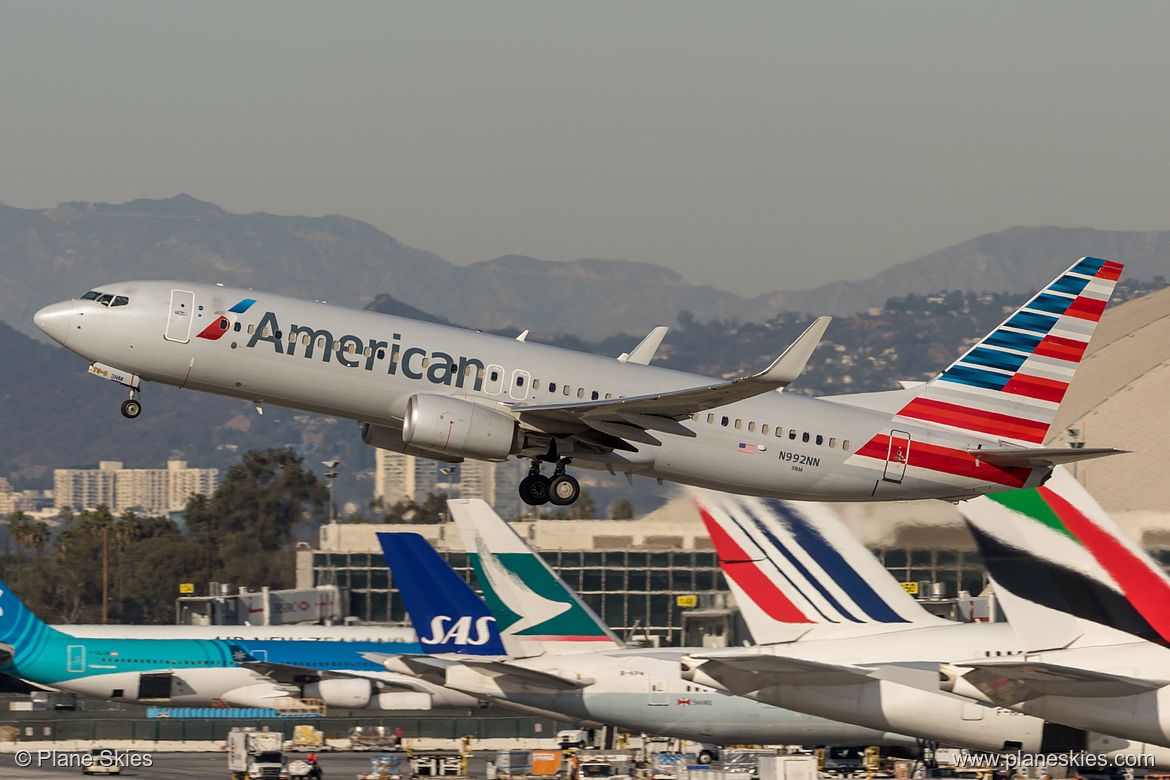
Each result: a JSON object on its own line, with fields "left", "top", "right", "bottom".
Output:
{"left": 883, "top": 430, "right": 911, "bottom": 483}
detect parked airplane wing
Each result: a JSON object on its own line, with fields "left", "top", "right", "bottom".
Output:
{"left": 683, "top": 652, "right": 871, "bottom": 694}
{"left": 972, "top": 447, "right": 1128, "bottom": 469}
{"left": 949, "top": 660, "right": 1168, "bottom": 706}
{"left": 452, "top": 659, "right": 594, "bottom": 691}
{"left": 514, "top": 317, "right": 831, "bottom": 432}
{"left": 239, "top": 658, "right": 429, "bottom": 691}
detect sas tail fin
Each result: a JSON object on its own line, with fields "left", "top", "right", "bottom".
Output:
{"left": 447, "top": 499, "right": 623, "bottom": 654}
{"left": 376, "top": 532, "right": 506, "bottom": 656}
{"left": 692, "top": 489, "right": 947, "bottom": 644}
{"left": 0, "top": 578, "right": 68, "bottom": 671}
{"left": 956, "top": 466, "right": 1170, "bottom": 652}
{"left": 891, "top": 257, "right": 1122, "bottom": 446}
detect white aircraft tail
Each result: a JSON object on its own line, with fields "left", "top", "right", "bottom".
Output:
{"left": 865, "top": 258, "right": 1122, "bottom": 447}
{"left": 446, "top": 499, "right": 624, "bottom": 655}
{"left": 692, "top": 489, "right": 948, "bottom": 644}
{"left": 956, "top": 466, "right": 1170, "bottom": 652}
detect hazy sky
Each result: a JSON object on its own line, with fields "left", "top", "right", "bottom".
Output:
{"left": 3, "top": 2, "right": 1170, "bottom": 295}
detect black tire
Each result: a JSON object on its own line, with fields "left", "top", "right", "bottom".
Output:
{"left": 121, "top": 399, "right": 142, "bottom": 419}
{"left": 698, "top": 750, "right": 716, "bottom": 765}
{"left": 519, "top": 474, "right": 551, "bottom": 505}
{"left": 548, "top": 474, "right": 580, "bottom": 506}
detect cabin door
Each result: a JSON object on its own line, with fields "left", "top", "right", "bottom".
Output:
{"left": 164, "top": 289, "right": 196, "bottom": 343}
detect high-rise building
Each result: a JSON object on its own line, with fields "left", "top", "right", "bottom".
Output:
{"left": 53, "top": 460, "right": 218, "bottom": 515}
{"left": 0, "top": 477, "right": 37, "bottom": 515}
{"left": 373, "top": 450, "right": 522, "bottom": 518}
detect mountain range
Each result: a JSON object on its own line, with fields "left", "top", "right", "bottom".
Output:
{"left": 2, "top": 195, "right": 1168, "bottom": 340}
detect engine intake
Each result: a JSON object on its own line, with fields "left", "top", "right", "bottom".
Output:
{"left": 403, "top": 394, "right": 518, "bottom": 461}
{"left": 303, "top": 678, "right": 374, "bottom": 709}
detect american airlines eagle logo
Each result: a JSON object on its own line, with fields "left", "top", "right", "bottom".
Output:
{"left": 419, "top": 615, "right": 497, "bottom": 646}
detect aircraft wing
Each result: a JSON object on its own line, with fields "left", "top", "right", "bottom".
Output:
{"left": 973, "top": 447, "right": 1128, "bottom": 469}
{"left": 688, "top": 653, "right": 871, "bottom": 695}
{"left": 955, "top": 660, "right": 1168, "bottom": 706}
{"left": 513, "top": 317, "right": 831, "bottom": 439}
{"left": 238, "top": 658, "right": 430, "bottom": 692}
{"left": 451, "top": 659, "right": 594, "bottom": 691}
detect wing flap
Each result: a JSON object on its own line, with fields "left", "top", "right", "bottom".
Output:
{"left": 451, "top": 660, "right": 593, "bottom": 691}
{"left": 686, "top": 653, "right": 870, "bottom": 695}
{"left": 515, "top": 317, "right": 831, "bottom": 426}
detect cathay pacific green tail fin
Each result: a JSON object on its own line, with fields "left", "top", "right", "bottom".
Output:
{"left": 446, "top": 499, "right": 624, "bottom": 653}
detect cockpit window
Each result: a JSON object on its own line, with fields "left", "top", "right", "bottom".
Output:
{"left": 97, "top": 294, "right": 114, "bottom": 306}
{"left": 81, "top": 291, "right": 100, "bottom": 300}
{"left": 111, "top": 295, "right": 129, "bottom": 307}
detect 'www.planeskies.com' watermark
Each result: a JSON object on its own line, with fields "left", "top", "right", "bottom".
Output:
{"left": 955, "top": 750, "right": 1155, "bottom": 771}
{"left": 13, "top": 749, "right": 154, "bottom": 769}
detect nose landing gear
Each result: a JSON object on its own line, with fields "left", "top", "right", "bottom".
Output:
{"left": 120, "top": 388, "right": 142, "bottom": 419}
{"left": 519, "top": 459, "right": 580, "bottom": 506}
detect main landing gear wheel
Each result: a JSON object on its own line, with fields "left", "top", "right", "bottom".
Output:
{"left": 120, "top": 399, "right": 142, "bottom": 419}
{"left": 548, "top": 474, "right": 580, "bottom": 506}
{"left": 519, "top": 474, "right": 550, "bottom": 506}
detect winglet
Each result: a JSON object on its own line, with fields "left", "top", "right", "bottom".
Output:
{"left": 752, "top": 316, "right": 831, "bottom": 387}
{"left": 618, "top": 326, "right": 668, "bottom": 365}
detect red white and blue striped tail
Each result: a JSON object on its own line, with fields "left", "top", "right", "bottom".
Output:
{"left": 692, "top": 489, "right": 946, "bottom": 644}
{"left": 896, "top": 257, "right": 1122, "bottom": 445}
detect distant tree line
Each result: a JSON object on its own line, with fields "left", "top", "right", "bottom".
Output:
{"left": 0, "top": 448, "right": 326, "bottom": 624}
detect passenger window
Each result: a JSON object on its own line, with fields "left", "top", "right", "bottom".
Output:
{"left": 734, "top": 419, "right": 743, "bottom": 430}
{"left": 363, "top": 347, "right": 372, "bottom": 357}
{"left": 815, "top": 435, "right": 823, "bottom": 445}
{"left": 261, "top": 327, "right": 270, "bottom": 337}
{"left": 234, "top": 322, "right": 241, "bottom": 332}
{"left": 761, "top": 424, "right": 770, "bottom": 435}
{"left": 748, "top": 422, "right": 756, "bottom": 432}
{"left": 490, "top": 370, "right": 500, "bottom": 381}
{"left": 829, "top": 437, "right": 837, "bottom": 448}
{"left": 707, "top": 414, "right": 715, "bottom": 424}
{"left": 789, "top": 430, "right": 797, "bottom": 440}
{"left": 111, "top": 296, "right": 129, "bottom": 307}
{"left": 347, "top": 343, "right": 356, "bottom": 354}
{"left": 577, "top": 388, "right": 585, "bottom": 399}
{"left": 533, "top": 379, "right": 541, "bottom": 390}
{"left": 776, "top": 427, "right": 784, "bottom": 437}
{"left": 316, "top": 336, "right": 325, "bottom": 348}
{"left": 303, "top": 334, "right": 311, "bottom": 345}
{"left": 563, "top": 386, "right": 571, "bottom": 396}
{"left": 721, "top": 416, "right": 729, "bottom": 427}
{"left": 843, "top": 440, "right": 851, "bottom": 451}
{"left": 516, "top": 375, "right": 525, "bottom": 387}
{"left": 605, "top": 393, "right": 613, "bottom": 399}
{"left": 802, "top": 432, "right": 810, "bottom": 443}
{"left": 477, "top": 368, "right": 485, "bottom": 380}
{"left": 592, "top": 391, "right": 599, "bottom": 400}
{"left": 218, "top": 319, "right": 228, "bottom": 331}
{"left": 275, "top": 330, "right": 283, "bottom": 340}
{"left": 248, "top": 324, "right": 256, "bottom": 335}
{"left": 549, "top": 382, "right": 557, "bottom": 392}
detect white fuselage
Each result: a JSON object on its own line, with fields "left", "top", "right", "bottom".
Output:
{"left": 34, "top": 281, "right": 1045, "bottom": 502}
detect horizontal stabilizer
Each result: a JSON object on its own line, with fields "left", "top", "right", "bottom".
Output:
{"left": 955, "top": 660, "right": 1168, "bottom": 706}
{"left": 455, "top": 659, "right": 593, "bottom": 691}
{"left": 973, "top": 447, "right": 1128, "bottom": 469}
{"left": 685, "top": 652, "right": 870, "bottom": 695}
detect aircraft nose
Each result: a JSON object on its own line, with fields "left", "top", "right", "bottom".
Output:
{"left": 33, "top": 301, "right": 74, "bottom": 346}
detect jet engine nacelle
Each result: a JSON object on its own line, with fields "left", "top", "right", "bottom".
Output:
{"left": 361, "top": 422, "right": 463, "bottom": 463}
{"left": 402, "top": 394, "right": 518, "bottom": 461}
{"left": 937, "top": 664, "right": 996, "bottom": 705}
{"left": 303, "top": 678, "right": 374, "bottom": 709}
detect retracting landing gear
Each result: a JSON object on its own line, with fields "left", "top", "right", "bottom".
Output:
{"left": 519, "top": 461, "right": 550, "bottom": 506}
{"left": 518, "top": 458, "right": 581, "bottom": 506}
{"left": 548, "top": 460, "right": 580, "bottom": 506}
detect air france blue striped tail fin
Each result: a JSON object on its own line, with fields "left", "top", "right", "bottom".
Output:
{"left": 956, "top": 466, "right": 1170, "bottom": 653}
{"left": 0, "top": 577, "right": 68, "bottom": 672}
{"left": 692, "top": 489, "right": 947, "bottom": 644}
{"left": 892, "top": 257, "right": 1122, "bottom": 446}
{"left": 376, "top": 532, "right": 506, "bottom": 656}
{"left": 446, "top": 499, "right": 623, "bottom": 655}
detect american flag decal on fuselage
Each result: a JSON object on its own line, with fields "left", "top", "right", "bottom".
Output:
{"left": 895, "top": 257, "right": 1121, "bottom": 446}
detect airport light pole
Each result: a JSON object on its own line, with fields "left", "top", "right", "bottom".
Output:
{"left": 322, "top": 459, "right": 340, "bottom": 524}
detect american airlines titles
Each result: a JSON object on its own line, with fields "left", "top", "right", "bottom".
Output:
{"left": 246, "top": 311, "right": 488, "bottom": 392}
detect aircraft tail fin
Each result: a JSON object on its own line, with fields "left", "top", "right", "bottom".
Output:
{"left": 376, "top": 532, "right": 507, "bottom": 656}
{"left": 692, "top": 489, "right": 948, "bottom": 644}
{"left": 447, "top": 499, "right": 623, "bottom": 654}
{"left": 0, "top": 578, "right": 67, "bottom": 670}
{"left": 891, "top": 257, "right": 1122, "bottom": 446}
{"left": 956, "top": 466, "right": 1170, "bottom": 652}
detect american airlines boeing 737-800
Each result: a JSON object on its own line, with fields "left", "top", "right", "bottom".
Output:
{"left": 33, "top": 258, "right": 1123, "bottom": 506}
